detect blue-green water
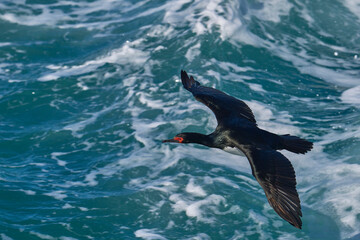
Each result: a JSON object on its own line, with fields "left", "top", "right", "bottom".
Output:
{"left": 1, "top": 0, "right": 360, "bottom": 239}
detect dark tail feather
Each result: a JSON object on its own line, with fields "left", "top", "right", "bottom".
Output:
{"left": 181, "top": 70, "right": 200, "bottom": 90}
{"left": 280, "top": 134, "right": 313, "bottom": 154}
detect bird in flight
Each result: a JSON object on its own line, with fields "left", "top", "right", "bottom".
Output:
{"left": 163, "top": 70, "right": 313, "bottom": 229}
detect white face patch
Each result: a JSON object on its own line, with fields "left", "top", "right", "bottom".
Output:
{"left": 222, "top": 147, "right": 245, "bottom": 156}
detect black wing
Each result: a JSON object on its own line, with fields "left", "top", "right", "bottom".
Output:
{"left": 181, "top": 70, "right": 256, "bottom": 124}
{"left": 237, "top": 144, "right": 302, "bottom": 229}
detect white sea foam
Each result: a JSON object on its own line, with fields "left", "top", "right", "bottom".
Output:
{"left": 62, "top": 99, "right": 124, "bottom": 138}
{"left": 0, "top": 42, "right": 11, "bottom": 47}
{"left": 343, "top": 0, "right": 360, "bottom": 21}
{"left": 8, "top": 79, "right": 25, "bottom": 83}
{"left": 185, "top": 43, "right": 201, "bottom": 62}
{"left": 248, "top": 209, "right": 269, "bottom": 226}
{"left": 153, "top": 45, "right": 166, "bottom": 52}
{"left": 76, "top": 82, "right": 89, "bottom": 91}
{"left": 282, "top": 128, "right": 360, "bottom": 239}
{"left": 0, "top": 63, "right": 10, "bottom": 74}
{"left": 271, "top": 45, "right": 359, "bottom": 87}
{"left": 44, "top": 190, "right": 67, "bottom": 201}
{"left": 39, "top": 41, "right": 149, "bottom": 81}
{"left": 165, "top": 220, "right": 175, "bottom": 229}
{"left": 341, "top": 85, "right": 360, "bottom": 106}
{"left": 246, "top": 101, "right": 301, "bottom": 135}
{"left": 79, "top": 207, "right": 89, "bottom": 212}
{"left": 248, "top": 83, "right": 266, "bottom": 92}
{"left": 185, "top": 178, "right": 207, "bottom": 197}
{"left": 137, "top": 177, "right": 179, "bottom": 194}
{"left": 305, "top": 159, "right": 360, "bottom": 237}
{"left": 67, "top": 147, "right": 173, "bottom": 189}
{"left": 1, "top": 234, "right": 14, "bottom": 240}
{"left": 169, "top": 193, "right": 226, "bottom": 223}
{"left": 277, "top": 233, "right": 298, "bottom": 240}
{"left": 162, "top": 0, "right": 295, "bottom": 45}
{"left": 59, "top": 237, "right": 78, "bottom": 240}
{"left": 0, "top": 10, "right": 69, "bottom": 27}
{"left": 20, "top": 189, "right": 36, "bottom": 195}
{"left": 189, "top": 233, "right": 211, "bottom": 240}
{"left": 51, "top": 152, "right": 67, "bottom": 166}
{"left": 250, "top": 0, "right": 292, "bottom": 23}
{"left": 214, "top": 59, "right": 254, "bottom": 73}
{"left": 204, "top": 176, "right": 240, "bottom": 189}
{"left": 317, "top": 127, "right": 360, "bottom": 146}
{"left": 135, "top": 229, "right": 167, "bottom": 240}
{"left": 169, "top": 0, "right": 357, "bottom": 90}
{"left": 62, "top": 203, "right": 75, "bottom": 209}
{"left": 163, "top": 0, "right": 248, "bottom": 42}
{"left": 29, "top": 231, "right": 55, "bottom": 240}
{"left": 295, "top": 0, "right": 315, "bottom": 25}
{"left": 0, "top": 0, "right": 140, "bottom": 30}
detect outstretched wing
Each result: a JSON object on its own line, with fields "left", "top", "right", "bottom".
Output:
{"left": 181, "top": 70, "right": 256, "bottom": 124}
{"left": 237, "top": 144, "right": 302, "bottom": 229}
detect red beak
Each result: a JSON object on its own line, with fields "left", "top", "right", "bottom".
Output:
{"left": 162, "top": 139, "right": 178, "bottom": 143}
{"left": 162, "top": 137, "right": 184, "bottom": 143}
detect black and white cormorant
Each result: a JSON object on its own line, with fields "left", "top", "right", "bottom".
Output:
{"left": 163, "top": 70, "right": 313, "bottom": 229}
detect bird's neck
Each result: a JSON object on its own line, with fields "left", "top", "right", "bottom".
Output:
{"left": 188, "top": 133, "right": 217, "bottom": 148}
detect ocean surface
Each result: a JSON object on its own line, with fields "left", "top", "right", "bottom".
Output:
{"left": 1, "top": 0, "right": 360, "bottom": 239}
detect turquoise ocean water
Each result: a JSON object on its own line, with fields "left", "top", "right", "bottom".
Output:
{"left": 1, "top": 0, "right": 360, "bottom": 239}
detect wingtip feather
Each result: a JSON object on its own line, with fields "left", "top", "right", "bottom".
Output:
{"left": 180, "top": 70, "right": 200, "bottom": 90}
{"left": 246, "top": 147, "right": 303, "bottom": 229}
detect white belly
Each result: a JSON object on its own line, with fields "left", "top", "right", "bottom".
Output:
{"left": 222, "top": 147, "right": 245, "bottom": 156}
